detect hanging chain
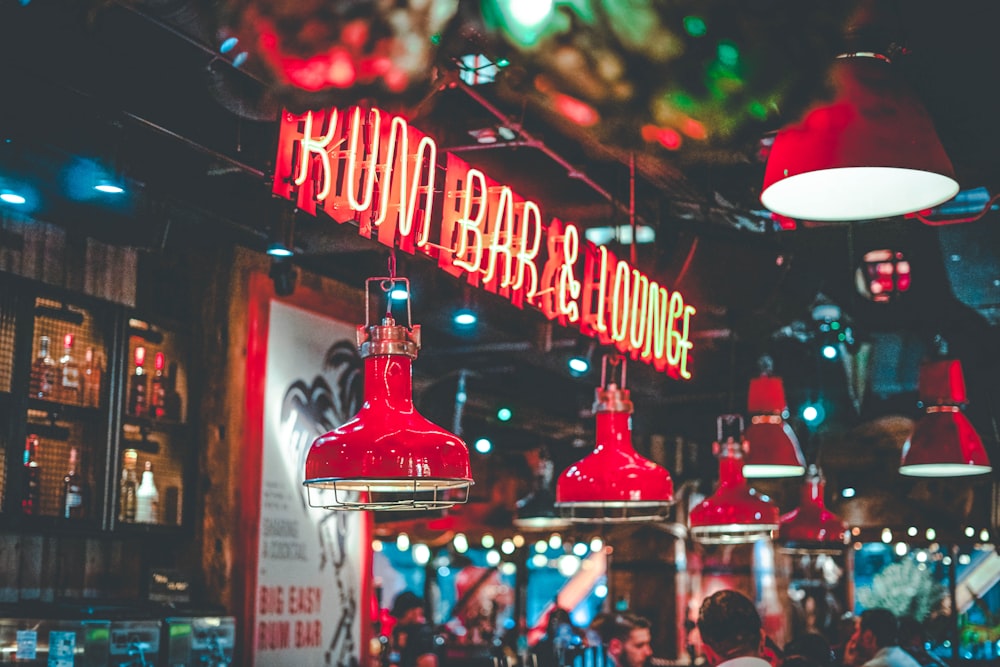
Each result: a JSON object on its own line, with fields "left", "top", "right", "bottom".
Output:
{"left": 372, "top": 250, "right": 410, "bottom": 325}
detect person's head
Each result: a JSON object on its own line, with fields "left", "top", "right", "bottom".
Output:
{"left": 546, "top": 607, "right": 572, "bottom": 636}
{"left": 896, "top": 616, "right": 925, "bottom": 650}
{"left": 697, "top": 590, "right": 764, "bottom": 665}
{"left": 391, "top": 591, "right": 427, "bottom": 625}
{"left": 602, "top": 613, "right": 653, "bottom": 667}
{"left": 784, "top": 633, "right": 834, "bottom": 667}
{"left": 850, "top": 608, "right": 897, "bottom": 663}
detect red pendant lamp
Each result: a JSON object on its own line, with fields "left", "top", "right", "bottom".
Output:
{"left": 555, "top": 355, "right": 674, "bottom": 523}
{"left": 900, "top": 359, "right": 992, "bottom": 477}
{"left": 303, "top": 277, "right": 473, "bottom": 510}
{"left": 743, "top": 375, "right": 806, "bottom": 478}
{"left": 761, "top": 52, "right": 958, "bottom": 222}
{"left": 689, "top": 415, "right": 780, "bottom": 544}
{"left": 777, "top": 465, "right": 849, "bottom": 554}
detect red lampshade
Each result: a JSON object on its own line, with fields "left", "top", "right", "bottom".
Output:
{"left": 777, "top": 468, "right": 849, "bottom": 554}
{"left": 761, "top": 53, "right": 958, "bottom": 222}
{"left": 743, "top": 376, "right": 806, "bottom": 478}
{"left": 303, "top": 278, "right": 472, "bottom": 510}
{"left": 556, "top": 356, "right": 674, "bottom": 523}
{"left": 690, "top": 417, "right": 780, "bottom": 544}
{"left": 918, "top": 359, "right": 968, "bottom": 405}
{"left": 900, "top": 359, "right": 992, "bottom": 477}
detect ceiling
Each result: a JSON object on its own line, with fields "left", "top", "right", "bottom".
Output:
{"left": 1, "top": 0, "right": 999, "bottom": 499}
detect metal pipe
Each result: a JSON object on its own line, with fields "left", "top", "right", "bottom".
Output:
{"left": 446, "top": 140, "right": 543, "bottom": 153}
{"left": 121, "top": 110, "right": 266, "bottom": 179}
{"left": 456, "top": 80, "right": 655, "bottom": 230}
{"left": 950, "top": 543, "right": 959, "bottom": 664}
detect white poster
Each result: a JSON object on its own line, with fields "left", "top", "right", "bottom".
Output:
{"left": 254, "top": 299, "right": 366, "bottom": 667}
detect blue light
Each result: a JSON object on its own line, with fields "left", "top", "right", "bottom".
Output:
{"left": 0, "top": 191, "right": 26, "bottom": 205}
{"left": 801, "top": 403, "right": 825, "bottom": 425}
{"left": 220, "top": 37, "right": 239, "bottom": 54}
{"left": 232, "top": 52, "right": 249, "bottom": 68}
{"left": 266, "top": 243, "right": 294, "bottom": 258}
{"left": 568, "top": 357, "right": 590, "bottom": 375}
{"left": 453, "top": 310, "right": 477, "bottom": 326}
{"left": 841, "top": 487, "right": 856, "bottom": 498}
{"left": 821, "top": 344, "right": 838, "bottom": 360}
{"left": 389, "top": 287, "right": 409, "bottom": 301}
{"left": 474, "top": 438, "right": 493, "bottom": 454}
{"left": 497, "top": 407, "right": 512, "bottom": 422}
{"left": 94, "top": 182, "right": 125, "bottom": 194}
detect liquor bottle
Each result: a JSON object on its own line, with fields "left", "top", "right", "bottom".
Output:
{"left": 22, "top": 435, "right": 41, "bottom": 515}
{"left": 83, "top": 347, "right": 103, "bottom": 407}
{"left": 29, "top": 335, "right": 57, "bottom": 399}
{"left": 127, "top": 346, "right": 148, "bottom": 417}
{"left": 164, "top": 361, "right": 183, "bottom": 421}
{"left": 119, "top": 448, "right": 139, "bottom": 523}
{"left": 150, "top": 352, "right": 167, "bottom": 419}
{"left": 135, "top": 460, "right": 159, "bottom": 524}
{"left": 62, "top": 447, "right": 86, "bottom": 519}
{"left": 58, "top": 333, "right": 82, "bottom": 404}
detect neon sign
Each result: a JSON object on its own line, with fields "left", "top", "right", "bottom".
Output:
{"left": 272, "top": 107, "right": 695, "bottom": 379}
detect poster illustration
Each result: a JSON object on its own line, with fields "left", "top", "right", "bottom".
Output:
{"left": 253, "top": 298, "right": 368, "bottom": 666}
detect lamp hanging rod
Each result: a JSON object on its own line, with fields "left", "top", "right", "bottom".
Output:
{"left": 456, "top": 80, "right": 656, "bottom": 233}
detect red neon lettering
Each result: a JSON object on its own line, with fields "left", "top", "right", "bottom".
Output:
{"left": 610, "top": 259, "right": 631, "bottom": 343}
{"left": 410, "top": 135, "right": 437, "bottom": 249}
{"left": 484, "top": 186, "right": 515, "bottom": 289}
{"left": 556, "top": 224, "right": 581, "bottom": 323}
{"left": 580, "top": 244, "right": 614, "bottom": 344}
{"left": 642, "top": 282, "right": 668, "bottom": 367}
{"left": 628, "top": 270, "right": 649, "bottom": 353}
{"left": 666, "top": 291, "right": 687, "bottom": 370}
{"left": 373, "top": 115, "right": 408, "bottom": 228}
{"left": 511, "top": 201, "right": 541, "bottom": 298}
{"left": 293, "top": 110, "right": 338, "bottom": 203}
{"left": 673, "top": 303, "right": 696, "bottom": 380}
{"left": 452, "top": 169, "right": 488, "bottom": 278}
{"left": 273, "top": 105, "right": 697, "bottom": 380}
{"left": 346, "top": 107, "right": 379, "bottom": 213}
{"left": 371, "top": 118, "right": 437, "bottom": 253}
{"left": 534, "top": 218, "right": 565, "bottom": 319}
{"left": 437, "top": 154, "right": 470, "bottom": 277}
{"left": 373, "top": 115, "right": 408, "bottom": 247}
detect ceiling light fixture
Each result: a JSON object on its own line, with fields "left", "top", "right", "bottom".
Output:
{"left": 303, "top": 276, "right": 473, "bottom": 510}
{"left": 268, "top": 257, "right": 297, "bottom": 296}
{"left": 0, "top": 190, "right": 26, "bottom": 205}
{"left": 453, "top": 309, "right": 477, "bottom": 326}
{"left": 266, "top": 199, "right": 296, "bottom": 258}
{"left": 900, "top": 358, "right": 992, "bottom": 477}
{"left": 761, "top": 52, "right": 958, "bottom": 222}
{"left": 742, "top": 375, "right": 806, "bottom": 478}
{"left": 93, "top": 179, "right": 125, "bottom": 194}
{"left": 777, "top": 465, "right": 849, "bottom": 554}
{"left": 690, "top": 414, "right": 779, "bottom": 544}
{"left": 555, "top": 354, "right": 674, "bottom": 523}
